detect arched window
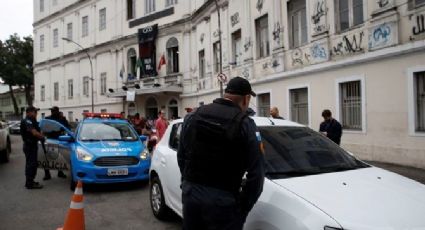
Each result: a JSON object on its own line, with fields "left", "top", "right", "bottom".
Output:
{"left": 168, "top": 99, "right": 178, "bottom": 119}
{"left": 127, "top": 48, "right": 137, "bottom": 80}
{"left": 145, "top": 97, "right": 158, "bottom": 120}
{"left": 128, "top": 102, "right": 136, "bottom": 116}
{"left": 166, "top": 37, "right": 179, "bottom": 74}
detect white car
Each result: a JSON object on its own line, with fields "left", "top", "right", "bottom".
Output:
{"left": 0, "top": 121, "right": 12, "bottom": 162}
{"left": 149, "top": 117, "right": 425, "bottom": 230}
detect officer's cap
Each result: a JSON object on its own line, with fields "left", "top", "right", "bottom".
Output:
{"left": 26, "top": 106, "right": 40, "bottom": 113}
{"left": 225, "top": 77, "right": 256, "bottom": 97}
{"left": 50, "top": 106, "right": 59, "bottom": 112}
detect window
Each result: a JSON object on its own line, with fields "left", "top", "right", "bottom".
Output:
{"left": 232, "top": 30, "right": 242, "bottom": 66}
{"left": 40, "top": 35, "right": 45, "bottom": 52}
{"left": 416, "top": 0, "right": 425, "bottom": 6}
{"left": 169, "top": 123, "right": 182, "bottom": 150}
{"left": 289, "top": 88, "right": 309, "bottom": 125}
{"left": 101, "top": 109, "right": 107, "bottom": 113}
{"left": 213, "top": 42, "right": 220, "bottom": 73}
{"left": 339, "top": 80, "right": 362, "bottom": 130}
{"left": 414, "top": 72, "right": 425, "bottom": 132}
{"left": 127, "top": 0, "right": 135, "bottom": 20}
{"left": 54, "top": 82, "right": 59, "bottom": 101}
{"left": 199, "top": 50, "right": 205, "bottom": 79}
{"left": 40, "top": 85, "right": 45, "bottom": 101}
{"left": 53, "top": 29, "right": 58, "bottom": 47}
{"left": 288, "top": 0, "right": 307, "bottom": 48}
{"left": 166, "top": 37, "right": 179, "bottom": 74}
{"left": 99, "top": 8, "right": 106, "bottom": 31}
{"left": 40, "top": 0, "right": 44, "bottom": 12}
{"left": 145, "top": 0, "right": 156, "bottom": 14}
{"left": 127, "top": 48, "right": 137, "bottom": 79}
{"left": 255, "top": 14, "right": 270, "bottom": 58}
{"left": 67, "top": 23, "right": 73, "bottom": 40}
{"left": 82, "top": 16, "right": 89, "bottom": 37}
{"left": 336, "top": 0, "right": 364, "bottom": 32}
{"left": 257, "top": 93, "right": 271, "bottom": 117}
{"left": 68, "top": 79, "right": 73, "bottom": 99}
{"left": 83, "top": 77, "right": 89, "bottom": 97}
{"left": 168, "top": 99, "right": 178, "bottom": 119}
{"left": 100, "top": 73, "right": 107, "bottom": 95}
{"left": 68, "top": 111, "right": 74, "bottom": 122}
{"left": 166, "top": 0, "right": 178, "bottom": 7}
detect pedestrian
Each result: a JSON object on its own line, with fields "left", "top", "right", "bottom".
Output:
{"left": 43, "top": 106, "right": 68, "bottom": 180}
{"left": 20, "top": 106, "right": 44, "bottom": 189}
{"left": 270, "top": 106, "right": 284, "bottom": 119}
{"left": 177, "top": 77, "right": 265, "bottom": 230}
{"left": 319, "top": 109, "right": 343, "bottom": 145}
{"left": 155, "top": 110, "right": 168, "bottom": 141}
{"left": 132, "top": 113, "right": 146, "bottom": 135}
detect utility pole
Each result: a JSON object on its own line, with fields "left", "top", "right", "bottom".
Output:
{"left": 215, "top": 0, "right": 224, "bottom": 98}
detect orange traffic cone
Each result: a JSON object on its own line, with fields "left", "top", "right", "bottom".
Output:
{"left": 57, "top": 181, "right": 85, "bottom": 230}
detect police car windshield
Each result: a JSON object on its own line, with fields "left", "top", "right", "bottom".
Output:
{"left": 78, "top": 122, "right": 138, "bottom": 141}
{"left": 259, "top": 126, "right": 369, "bottom": 179}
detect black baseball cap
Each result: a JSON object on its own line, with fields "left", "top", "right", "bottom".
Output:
{"left": 50, "top": 106, "right": 59, "bottom": 112}
{"left": 225, "top": 77, "right": 256, "bottom": 97}
{"left": 26, "top": 106, "right": 40, "bottom": 113}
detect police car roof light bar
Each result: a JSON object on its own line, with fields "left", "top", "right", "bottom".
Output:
{"left": 82, "top": 112, "right": 123, "bottom": 119}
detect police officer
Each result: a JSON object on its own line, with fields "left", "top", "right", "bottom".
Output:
{"left": 177, "top": 77, "right": 265, "bottom": 230}
{"left": 43, "top": 106, "right": 68, "bottom": 180}
{"left": 20, "top": 106, "right": 44, "bottom": 189}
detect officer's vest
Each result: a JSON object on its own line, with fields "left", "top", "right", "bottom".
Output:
{"left": 184, "top": 102, "right": 247, "bottom": 193}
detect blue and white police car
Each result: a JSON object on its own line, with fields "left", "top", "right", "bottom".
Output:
{"left": 38, "top": 113, "right": 150, "bottom": 190}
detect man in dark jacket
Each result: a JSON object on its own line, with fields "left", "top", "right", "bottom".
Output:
{"left": 177, "top": 77, "right": 265, "bottom": 230}
{"left": 43, "top": 106, "right": 68, "bottom": 180}
{"left": 319, "top": 109, "right": 343, "bottom": 145}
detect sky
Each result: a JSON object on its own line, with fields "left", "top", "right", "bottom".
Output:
{"left": 0, "top": 1, "right": 34, "bottom": 41}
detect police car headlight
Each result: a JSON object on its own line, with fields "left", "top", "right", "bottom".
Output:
{"left": 76, "top": 147, "right": 93, "bottom": 162}
{"left": 139, "top": 148, "right": 149, "bottom": 160}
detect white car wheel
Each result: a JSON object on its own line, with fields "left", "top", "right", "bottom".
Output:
{"left": 150, "top": 176, "right": 172, "bottom": 220}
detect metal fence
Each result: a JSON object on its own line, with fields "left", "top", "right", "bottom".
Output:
{"left": 340, "top": 81, "right": 362, "bottom": 130}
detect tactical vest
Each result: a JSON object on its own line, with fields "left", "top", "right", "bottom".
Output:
{"left": 184, "top": 101, "right": 247, "bottom": 193}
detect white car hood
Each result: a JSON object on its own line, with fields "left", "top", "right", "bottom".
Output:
{"left": 272, "top": 167, "right": 425, "bottom": 230}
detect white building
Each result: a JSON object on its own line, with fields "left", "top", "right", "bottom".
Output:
{"left": 33, "top": 0, "right": 425, "bottom": 168}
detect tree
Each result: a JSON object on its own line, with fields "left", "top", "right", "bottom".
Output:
{"left": 0, "top": 34, "right": 34, "bottom": 115}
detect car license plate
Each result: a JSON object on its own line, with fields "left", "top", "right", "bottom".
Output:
{"left": 107, "top": 168, "right": 128, "bottom": 176}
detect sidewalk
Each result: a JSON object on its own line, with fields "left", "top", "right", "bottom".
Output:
{"left": 366, "top": 161, "right": 425, "bottom": 185}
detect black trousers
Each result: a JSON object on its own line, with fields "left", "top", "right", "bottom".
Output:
{"left": 182, "top": 181, "right": 246, "bottom": 230}
{"left": 23, "top": 143, "right": 38, "bottom": 185}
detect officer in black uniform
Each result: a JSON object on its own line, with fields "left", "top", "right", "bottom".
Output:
{"left": 20, "top": 106, "right": 44, "bottom": 189}
{"left": 43, "top": 106, "right": 68, "bottom": 180}
{"left": 177, "top": 77, "right": 265, "bottom": 230}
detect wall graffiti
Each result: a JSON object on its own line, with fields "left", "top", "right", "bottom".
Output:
{"left": 200, "top": 33, "right": 205, "bottom": 43}
{"left": 242, "top": 68, "right": 250, "bottom": 78}
{"left": 332, "top": 32, "right": 365, "bottom": 56}
{"left": 244, "top": 37, "right": 252, "bottom": 52}
{"left": 272, "top": 22, "right": 282, "bottom": 43}
{"left": 291, "top": 49, "right": 308, "bottom": 66}
{"left": 231, "top": 12, "right": 240, "bottom": 27}
{"left": 213, "top": 29, "right": 220, "bottom": 38}
{"left": 311, "top": 43, "right": 327, "bottom": 60}
{"left": 377, "top": 0, "right": 389, "bottom": 8}
{"left": 311, "top": 0, "right": 327, "bottom": 33}
{"left": 413, "top": 14, "right": 425, "bottom": 36}
{"left": 369, "top": 23, "right": 392, "bottom": 50}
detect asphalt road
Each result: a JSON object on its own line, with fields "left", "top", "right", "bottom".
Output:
{"left": 0, "top": 135, "right": 181, "bottom": 230}
{"left": 1, "top": 136, "right": 424, "bottom": 230}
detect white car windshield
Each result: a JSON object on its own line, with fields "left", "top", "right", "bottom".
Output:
{"left": 260, "top": 126, "right": 369, "bottom": 179}
{"left": 79, "top": 122, "right": 138, "bottom": 141}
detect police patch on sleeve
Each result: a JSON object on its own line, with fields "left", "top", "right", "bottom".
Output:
{"left": 255, "top": 131, "right": 262, "bottom": 142}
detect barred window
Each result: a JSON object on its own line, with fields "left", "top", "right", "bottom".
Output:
{"left": 257, "top": 93, "right": 271, "bottom": 117}
{"left": 99, "top": 8, "right": 106, "bottom": 31}
{"left": 213, "top": 42, "right": 220, "bottom": 73}
{"left": 54, "top": 82, "right": 59, "bottom": 101}
{"left": 199, "top": 50, "right": 205, "bottom": 79}
{"left": 83, "top": 77, "right": 89, "bottom": 97}
{"left": 339, "top": 80, "right": 362, "bottom": 130}
{"left": 100, "top": 73, "right": 107, "bottom": 95}
{"left": 67, "top": 23, "right": 73, "bottom": 40}
{"left": 82, "top": 16, "right": 89, "bottom": 37}
{"left": 68, "top": 79, "right": 73, "bottom": 99}
{"left": 41, "top": 85, "right": 45, "bottom": 101}
{"left": 415, "top": 72, "right": 425, "bottom": 132}
{"left": 290, "top": 88, "right": 309, "bottom": 125}
{"left": 53, "top": 29, "right": 58, "bottom": 48}
{"left": 40, "top": 35, "right": 45, "bottom": 52}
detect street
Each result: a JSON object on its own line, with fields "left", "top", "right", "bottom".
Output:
{"left": 0, "top": 135, "right": 181, "bottom": 230}
{"left": 1, "top": 135, "right": 425, "bottom": 230}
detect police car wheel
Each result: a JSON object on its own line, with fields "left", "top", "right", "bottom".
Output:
{"left": 150, "top": 176, "right": 171, "bottom": 220}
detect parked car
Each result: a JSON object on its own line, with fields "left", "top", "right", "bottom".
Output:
{"left": 149, "top": 117, "right": 425, "bottom": 230}
{"left": 8, "top": 122, "right": 21, "bottom": 134}
{"left": 0, "top": 121, "right": 12, "bottom": 162}
{"left": 38, "top": 113, "right": 151, "bottom": 190}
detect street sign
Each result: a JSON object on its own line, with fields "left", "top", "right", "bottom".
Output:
{"left": 217, "top": 73, "right": 227, "bottom": 83}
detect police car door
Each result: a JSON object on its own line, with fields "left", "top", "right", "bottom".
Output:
{"left": 37, "top": 119, "right": 73, "bottom": 171}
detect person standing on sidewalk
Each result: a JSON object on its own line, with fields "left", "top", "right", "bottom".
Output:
{"left": 155, "top": 110, "right": 168, "bottom": 141}
{"left": 43, "top": 106, "right": 68, "bottom": 180}
{"left": 319, "top": 109, "right": 343, "bottom": 145}
{"left": 20, "top": 106, "right": 44, "bottom": 189}
{"left": 270, "top": 107, "right": 284, "bottom": 119}
{"left": 177, "top": 77, "right": 265, "bottom": 230}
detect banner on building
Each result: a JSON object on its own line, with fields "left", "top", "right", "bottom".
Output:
{"left": 126, "top": 91, "right": 136, "bottom": 102}
{"left": 138, "top": 24, "right": 158, "bottom": 77}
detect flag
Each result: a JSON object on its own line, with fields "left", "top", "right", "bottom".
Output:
{"left": 157, "top": 54, "right": 166, "bottom": 71}
{"left": 119, "top": 61, "right": 125, "bottom": 79}
{"left": 136, "top": 57, "right": 143, "bottom": 79}
{"left": 126, "top": 91, "right": 135, "bottom": 101}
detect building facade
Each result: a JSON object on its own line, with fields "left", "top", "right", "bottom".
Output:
{"left": 0, "top": 88, "right": 33, "bottom": 120}
{"left": 33, "top": 0, "right": 425, "bottom": 168}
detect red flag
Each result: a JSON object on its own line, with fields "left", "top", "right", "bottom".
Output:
{"left": 158, "top": 54, "right": 166, "bottom": 70}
